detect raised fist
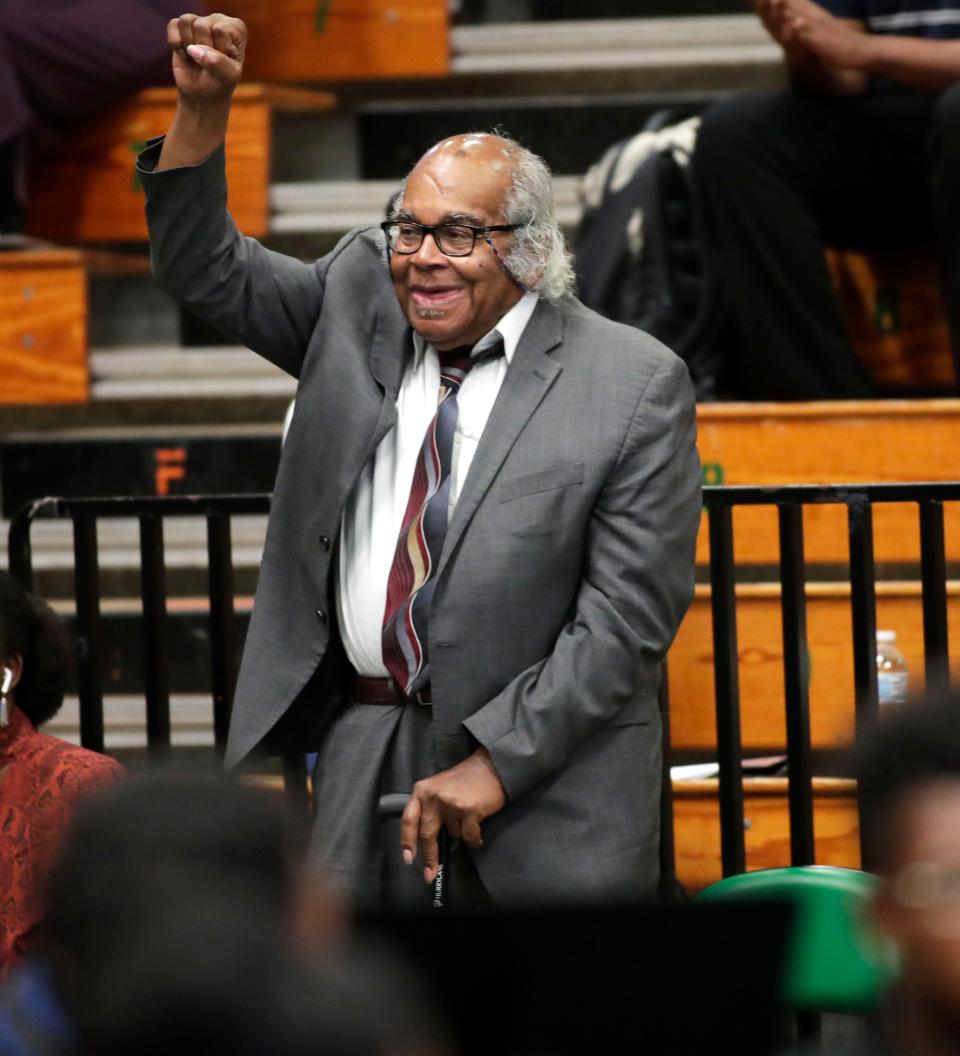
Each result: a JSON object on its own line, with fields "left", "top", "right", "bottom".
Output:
{"left": 167, "top": 13, "right": 247, "bottom": 102}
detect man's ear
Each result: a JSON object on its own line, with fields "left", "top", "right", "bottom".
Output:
{"left": 1, "top": 654, "right": 23, "bottom": 694}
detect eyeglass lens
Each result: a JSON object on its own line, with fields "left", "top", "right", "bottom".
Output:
{"left": 387, "top": 223, "right": 476, "bottom": 256}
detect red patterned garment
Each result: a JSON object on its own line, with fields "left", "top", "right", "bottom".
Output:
{"left": 0, "top": 706, "right": 124, "bottom": 976}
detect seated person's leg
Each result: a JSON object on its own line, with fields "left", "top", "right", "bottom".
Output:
{"left": 0, "top": 38, "right": 28, "bottom": 235}
{"left": 695, "top": 88, "right": 933, "bottom": 400}
{"left": 928, "top": 83, "right": 960, "bottom": 386}
{"left": 0, "top": 138, "right": 21, "bottom": 235}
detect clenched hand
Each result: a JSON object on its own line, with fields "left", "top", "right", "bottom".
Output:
{"left": 168, "top": 12, "right": 247, "bottom": 102}
{"left": 400, "top": 748, "right": 506, "bottom": 885}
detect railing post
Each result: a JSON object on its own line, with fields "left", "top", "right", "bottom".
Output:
{"left": 139, "top": 513, "right": 171, "bottom": 756}
{"left": 7, "top": 501, "right": 42, "bottom": 590}
{"left": 73, "top": 515, "right": 105, "bottom": 753}
{"left": 708, "top": 503, "right": 746, "bottom": 877}
{"left": 207, "top": 512, "right": 236, "bottom": 758}
{"left": 778, "top": 503, "right": 815, "bottom": 866}
{"left": 848, "top": 495, "right": 878, "bottom": 870}
{"left": 919, "top": 500, "right": 950, "bottom": 695}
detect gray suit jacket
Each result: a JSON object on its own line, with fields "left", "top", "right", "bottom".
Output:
{"left": 141, "top": 141, "right": 701, "bottom": 900}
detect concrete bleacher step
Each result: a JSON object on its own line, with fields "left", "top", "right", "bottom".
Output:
{"left": 0, "top": 517, "right": 267, "bottom": 599}
{"left": 355, "top": 93, "right": 712, "bottom": 181}
{"left": 450, "top": 15, "right": 777, "bottom": 77}
{"left": 0, "top": 345, "right": 293, "bottom": 432}
{"left": 669, "top": 580, "right": 960, "bottom": 755}
{"left": 697, "top": 399, "right": 960, "bottom": 566}
{"left": 89, "top": 347, "right": 296, "bottom": 401}
{"left": 270, "top": 173, "right": 583, "bottom": 234}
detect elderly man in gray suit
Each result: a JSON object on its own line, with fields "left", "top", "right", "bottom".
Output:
{"left": 140, "top": 12, "right": 701, "bottom": 906}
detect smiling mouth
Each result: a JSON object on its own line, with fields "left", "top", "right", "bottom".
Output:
{"left": 411, "top": 288, "right": 463, "bottom": 310}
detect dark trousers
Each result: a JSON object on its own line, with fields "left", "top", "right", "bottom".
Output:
{"left": 693, "top": 84, "right": 960, "bottom": 400}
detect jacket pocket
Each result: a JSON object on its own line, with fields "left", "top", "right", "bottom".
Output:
{"left": 499, "top": 462, "right": 585, "bottom": 503}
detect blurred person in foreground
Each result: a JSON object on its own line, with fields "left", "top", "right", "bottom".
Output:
{"left": 694, "top": 0, "right": 960, "bottom": 400}
{"left": 850, "top": 692, "right": 960, "bottom": 1055}
{"left": 0, "top": 572, "right": 123, "bottom": 978}
{"left": 139, "top": 12, "right": 701, "bottom": 908}
{"left": 0, "top": 0, "right": 203, "bottom": 234}
{"left": 0, "top": 774, "right": 447, "bottom": 1056}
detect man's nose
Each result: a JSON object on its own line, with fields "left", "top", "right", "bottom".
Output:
{"left": 411, "top": 230, "right": 446, "bottom": 267}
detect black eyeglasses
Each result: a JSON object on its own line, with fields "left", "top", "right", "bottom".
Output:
{"left": 380, "top": 220, "right": 520, "bottom": 257}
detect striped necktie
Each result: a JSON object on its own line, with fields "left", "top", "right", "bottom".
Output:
{"left": 381, "top": 339, "right": 503, "bottom": 697}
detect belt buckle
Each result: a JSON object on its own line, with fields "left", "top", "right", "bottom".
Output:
{"left": 413, "top": 688, "right": 430, "bottom": 705}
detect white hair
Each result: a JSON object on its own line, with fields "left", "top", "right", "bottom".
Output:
{"left": 499, "top": 138, "right": 576, "bottom": 303}
{"left": 390, "top": 132, "right": 576, "bottom": 304}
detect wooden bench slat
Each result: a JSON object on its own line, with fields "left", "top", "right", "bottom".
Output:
{"left": 673, "top": 776, "right": 860, "bottom": 892}
{"left": 25, "top": 85, "right": 335, "bottom": 243}
{"left": 231, "top": 0, "right": 449, "bottom": 82}
{"left": 697, "top": 399, "right": 960, "bottom": 565}
{"left": 669, "top": 580, "right": 960, "bottom": 752}
{"left": 0, "top": 252, "right": 88, "bottom": 405}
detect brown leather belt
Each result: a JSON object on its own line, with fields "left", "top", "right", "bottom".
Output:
{"left": 351, "top": 674, "right": 432, "bottom": 706}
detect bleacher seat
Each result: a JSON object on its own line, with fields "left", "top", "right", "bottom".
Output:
{"left": 25, "top": 85, "right": 335, "bottom": 243}
{"left": 669, "top": 581, "right": 960, "bottom": 754}
{"left": 673, "top": 779, "right": 860, "bottom": 891}
{"left": 696, "top": 399, "right": 960, "bottom": 564}
{"left": 0, "top": 248, "right": 88, "bottom": 405}
{"left": 231, "top": 0, "right": 449, "bottom": 82}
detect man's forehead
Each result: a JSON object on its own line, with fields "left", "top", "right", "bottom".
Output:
{"left": 422, "top": 133, "right": 515, "bottom": 167}
{"left": 401, "top": 142, "right": 514, "bottom": 219}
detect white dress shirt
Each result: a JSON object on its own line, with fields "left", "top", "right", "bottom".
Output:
{"left": 336, "top": 290, "right": 540, "bottom": 677}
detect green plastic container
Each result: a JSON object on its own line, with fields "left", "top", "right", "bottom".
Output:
{"left": 696, "top": 865, "right": 899, "bottom": 1011}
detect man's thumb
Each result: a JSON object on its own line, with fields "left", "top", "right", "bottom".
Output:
{"left": 185, "top": 44, "right": 241, "bottom": 85}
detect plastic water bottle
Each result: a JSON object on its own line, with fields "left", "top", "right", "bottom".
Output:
{"left": 876, "top": 630, "right": 909, "bottom": 708}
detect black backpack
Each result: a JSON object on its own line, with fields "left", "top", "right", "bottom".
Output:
{"left": 575, "top": 111, "right": 726, "bottom": 400}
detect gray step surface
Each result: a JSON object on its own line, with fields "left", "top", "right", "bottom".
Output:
{"left": 90, "top": 346, "right": 297, "bottom": 401}
{"left": 270, "top": 173, "right": 583, "bottom": 234}
{"left": 450, "top": 15, "right": 779, "bottom": 75}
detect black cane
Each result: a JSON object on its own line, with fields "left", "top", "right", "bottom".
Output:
{"left": 377, "top": 793, "right": 450, "bottom": 909}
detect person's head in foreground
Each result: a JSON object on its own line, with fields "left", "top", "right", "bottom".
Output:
{"left": 857, "top": 691, "right": 960, "bottom": 1049}
{"left": 0, "top": 570, "right": 70, "bottom": 732}
{"left": 43, "top": 774, "right": 446, "bottom": 1056}
{"left": 382, "top": 131, "right": 574, "bottom": 351}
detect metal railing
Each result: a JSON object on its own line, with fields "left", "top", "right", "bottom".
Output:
{"left": 7, "top": 483, "right": 959, "bottom": 880}
{"left": 699, "top": 482, "right": 957, "bottom": 879}
{"left": 8, "top": 494, "right": 271, "bottom": 759}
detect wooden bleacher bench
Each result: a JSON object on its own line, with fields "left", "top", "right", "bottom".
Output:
{"left": 669, "top": 580, "right": 960, "bottom": 754}
{"left": 696, "top": 399, "right": 960, "bottom": 565}
{"left": 673, "top": 777, "right": 859, "bottom": 892}
{"left": 25, "top": 85, "right": 335, "bottom": 243}
{"left": 0, "top": 248, "right": 88, "bottom": 405}
{"left": 231, "top": 0, "right": 449, "bottom": 82}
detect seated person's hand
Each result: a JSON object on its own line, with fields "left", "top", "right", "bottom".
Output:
{"left": 779, "top": 0, "right": 870, "bottom": 70}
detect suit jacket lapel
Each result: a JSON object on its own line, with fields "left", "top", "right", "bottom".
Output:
{"left": 366, "top": 286, "right": 411, "bottom": 451}
{"left": 436, "top": 298, "right": 564, "bottom": 580}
